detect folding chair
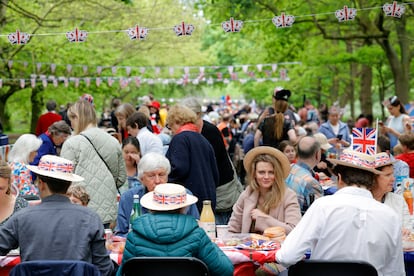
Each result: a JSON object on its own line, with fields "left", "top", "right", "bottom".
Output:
{"left": 120, "top": 256, "right": 210, "bottom": 276}
{"left": 9, "top": 260, "right": 101, "bottom": 276}
{"left": 288, "top": 260, "right": 378, "bottom": 276}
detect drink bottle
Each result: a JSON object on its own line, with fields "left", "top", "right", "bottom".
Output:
{"left": 129, "top": 194, "right": 141, "bottom": 231}
{"left": 199, "top": 200, "right": 216, "bottom": 239}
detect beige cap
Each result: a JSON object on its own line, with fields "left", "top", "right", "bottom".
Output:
{"left": 314, "top": 133, "right": 332, "bottom": 151}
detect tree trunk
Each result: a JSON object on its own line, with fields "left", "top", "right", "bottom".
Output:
{"left": 360, "top": 64, "right": 373, "bottom": 116}
{"left": 376, "top": 16, "right": 411, "bottom": 103}
{"left": 30, "top": 86, "right": 44, "bottom": 134}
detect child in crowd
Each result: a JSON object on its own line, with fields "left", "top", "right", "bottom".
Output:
{"left": 67, "top": 185, "right": 90, "bottom": 207}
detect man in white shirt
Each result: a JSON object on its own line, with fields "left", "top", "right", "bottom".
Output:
{"left": 276, "top": 149, "right": 405, "bottom": 276}
{"left": 126, "top": 111, "right": 163, "bottom": 156}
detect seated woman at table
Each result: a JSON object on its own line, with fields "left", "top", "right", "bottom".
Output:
{"left": 228, "top": 146, "right": 301, "bottom": 235}
{"left": 0, "top": 160, "right": 28, "bottom": 226}
{"left": 117, "top": 183, "right": 233, "bottom": 276}
{"left": 371, "top": 152, "right": 413, "bottom": 232}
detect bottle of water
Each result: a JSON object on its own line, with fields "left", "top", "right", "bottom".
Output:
{"left": 129, "top": 194, "right": 141, "bottom": 232}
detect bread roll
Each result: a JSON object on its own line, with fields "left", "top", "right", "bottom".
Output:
{"left": 263, "top": 226, "right": 286, "bottom": 242}
{"left": 250, "top": 233, "right": 269, "bottom": 241}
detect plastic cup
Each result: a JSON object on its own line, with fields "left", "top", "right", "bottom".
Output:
{"left": 216, "top": 225, "right": 229, "bottom": 239}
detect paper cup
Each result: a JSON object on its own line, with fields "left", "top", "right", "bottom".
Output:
{"left": 216, "top": 225, "right": 229, "bottom": 239}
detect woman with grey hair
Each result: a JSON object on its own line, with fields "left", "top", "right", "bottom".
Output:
{"left": 32, "top": 120, "right": 71, "bottom": 166}
{"left": 115, "top": 152, "right": 199, "bottom": 237}
{"left": 8, "top": 134, "right": 42, "bottom": 198}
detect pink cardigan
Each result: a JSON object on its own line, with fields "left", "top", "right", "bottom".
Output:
{"left": 228, "top": 186, "right": 301, "bottom": 234}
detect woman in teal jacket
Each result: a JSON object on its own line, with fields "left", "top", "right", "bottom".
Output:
{"left": 116, "top": 184, "right": 233, "bottom": 276}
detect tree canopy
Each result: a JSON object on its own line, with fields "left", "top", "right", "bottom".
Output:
{"left": 0, "top": 0, "right": 413, "bottom": 132}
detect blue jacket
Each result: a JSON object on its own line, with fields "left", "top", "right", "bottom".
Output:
{"left": 115, "top": 186, "right": 200, "bottom": 237}
{"left": 166, "top": 131, "right": 219, "bottom": 212}
{"left": 117, "top": 213, "right": 233, "bottom": 276}
{"left": 318, "top": 121, "right": 352, "bottom": 144}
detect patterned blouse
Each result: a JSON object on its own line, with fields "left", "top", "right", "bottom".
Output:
{"left": 10, "top": 161, "right": 39, "bottom": 197}
{"left": 0, "top": 196, "right": 28, "bottom": 226}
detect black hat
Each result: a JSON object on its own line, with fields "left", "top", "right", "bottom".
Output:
{"left": 273, "top": 87, "right": 291, "bottom": 101}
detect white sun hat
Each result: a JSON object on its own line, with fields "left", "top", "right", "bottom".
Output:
{"left": 140, "top": 183, "right": 198, "bottom": 211}
{"left": 27, "top": 155, "right": 84, "bottom": 182}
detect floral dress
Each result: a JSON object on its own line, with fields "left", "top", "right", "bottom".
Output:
{"left": 0, "top": 196, "right": 28, "bottom": 226}
{"left": 9, "top": 161, "right": 39, "bottom": 197}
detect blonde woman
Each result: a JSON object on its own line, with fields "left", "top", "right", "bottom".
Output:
{"left": 165, "top": 104, "right": 219, "bottom": 213}
{"left": 228, "top": 146, "right": 301, "bottom": 234}
{"left": 0, "top": 160, "right": 28, "bottom": 226}
{"left": 60, "top": 100, "right": 126, "bottom": 227}
{"left": 254, "top": 88, "right": 297, "bottom": 148}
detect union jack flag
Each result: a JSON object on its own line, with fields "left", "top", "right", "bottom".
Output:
{"left": 352, "top": 127, "right": 377, "bottom": 155}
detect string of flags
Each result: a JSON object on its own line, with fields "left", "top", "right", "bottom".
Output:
{"left": 3, "top": 2, "right": 410, "bottom": 45}
{"left": 2, "top": 58, "right": 300, "bottom": 76}
{"left": 0, "top": 71, "right": 291, "bottom": 89}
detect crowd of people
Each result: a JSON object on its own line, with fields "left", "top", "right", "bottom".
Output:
{"left": 0, "top": 90, "right": 413, "bottom": 275}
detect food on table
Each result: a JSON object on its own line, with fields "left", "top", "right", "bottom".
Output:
{"left": 263, "top": 226, "right": 286, "bottom": 242}
{"left": 250, "top": 233, "right": 270, "bottom": 241}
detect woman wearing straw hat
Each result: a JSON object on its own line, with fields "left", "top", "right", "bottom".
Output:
{"left": 117, "top": 183, "right": 233, "bottom": 276}
{"left": 228, "top": 146, "right": 301, "bottom": 235}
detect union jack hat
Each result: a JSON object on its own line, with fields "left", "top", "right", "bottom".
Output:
{"left": 140, "top": 183, "right": 198, "bottom": 211}
{"left": 327, "top": 149, "right": 392, "bottom": 175}
{"left": 27, "top": 155, "right": 84, "bottom": 182}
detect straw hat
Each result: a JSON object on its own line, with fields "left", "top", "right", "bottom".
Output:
{"left": 140, "top": 183, "right": 198, "bottom": 211}
{"left": 313, "top": 133, "right": 332, "bottom": 151}
{"left": 327, "top": 149, "right": 392, "bottom": 174}
{"left": 243, "top": 146, "right": 291, "bottom": 178}
{"left": 27, "top": 155, "right": 84, "bottom": 182}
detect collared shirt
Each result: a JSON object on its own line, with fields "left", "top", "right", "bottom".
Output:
{"left": 276, "top": 187, "right": 405, "bottom": 276}
{"left": 285, "top": 161, "right": 323, "bottom": 213}
{"left": 115, "top": 186, "right": 200, "bottom": 237}
{"left": 0, "top": 194, "right": 113, "bottom": 276}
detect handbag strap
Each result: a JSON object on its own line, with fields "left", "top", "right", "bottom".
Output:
{"left": 80, "top": 133, "right": 121, "bottom": 194}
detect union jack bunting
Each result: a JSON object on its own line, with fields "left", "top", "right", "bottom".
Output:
{"left": 221, "top": 17, "right": 243, "bottom": 33}
{"left": 352, "top": 127, "right": 377, "bottom": 155}
{"left": 335, "top": 6, "right": 357, "bottom": 22}
{"left": 127, "top": 25, "right": 149, "bottom": 40}
{"left": 272, "top": 13, "right": 295, "bottom": 28}
{"left": 383, "top": 1, "right": 405, "bottom": 18}
{"left": 66, "top": 27, "right": 88, "bottom": 42}
{"left": 8, "top": 30, "right": 30, "bottom": 45}
{"left": 173, "top": 22, "right": 195, "bottom": 36}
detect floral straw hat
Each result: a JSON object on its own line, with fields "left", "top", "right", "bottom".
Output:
{"left": 27, "top": 155, "right": 84, "bottom": 182}
{"left": 327, "top": 149, "right": 394, "bottom": 174}
{"left": 140, "top": 183, "right": 198, "bottom": 211}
